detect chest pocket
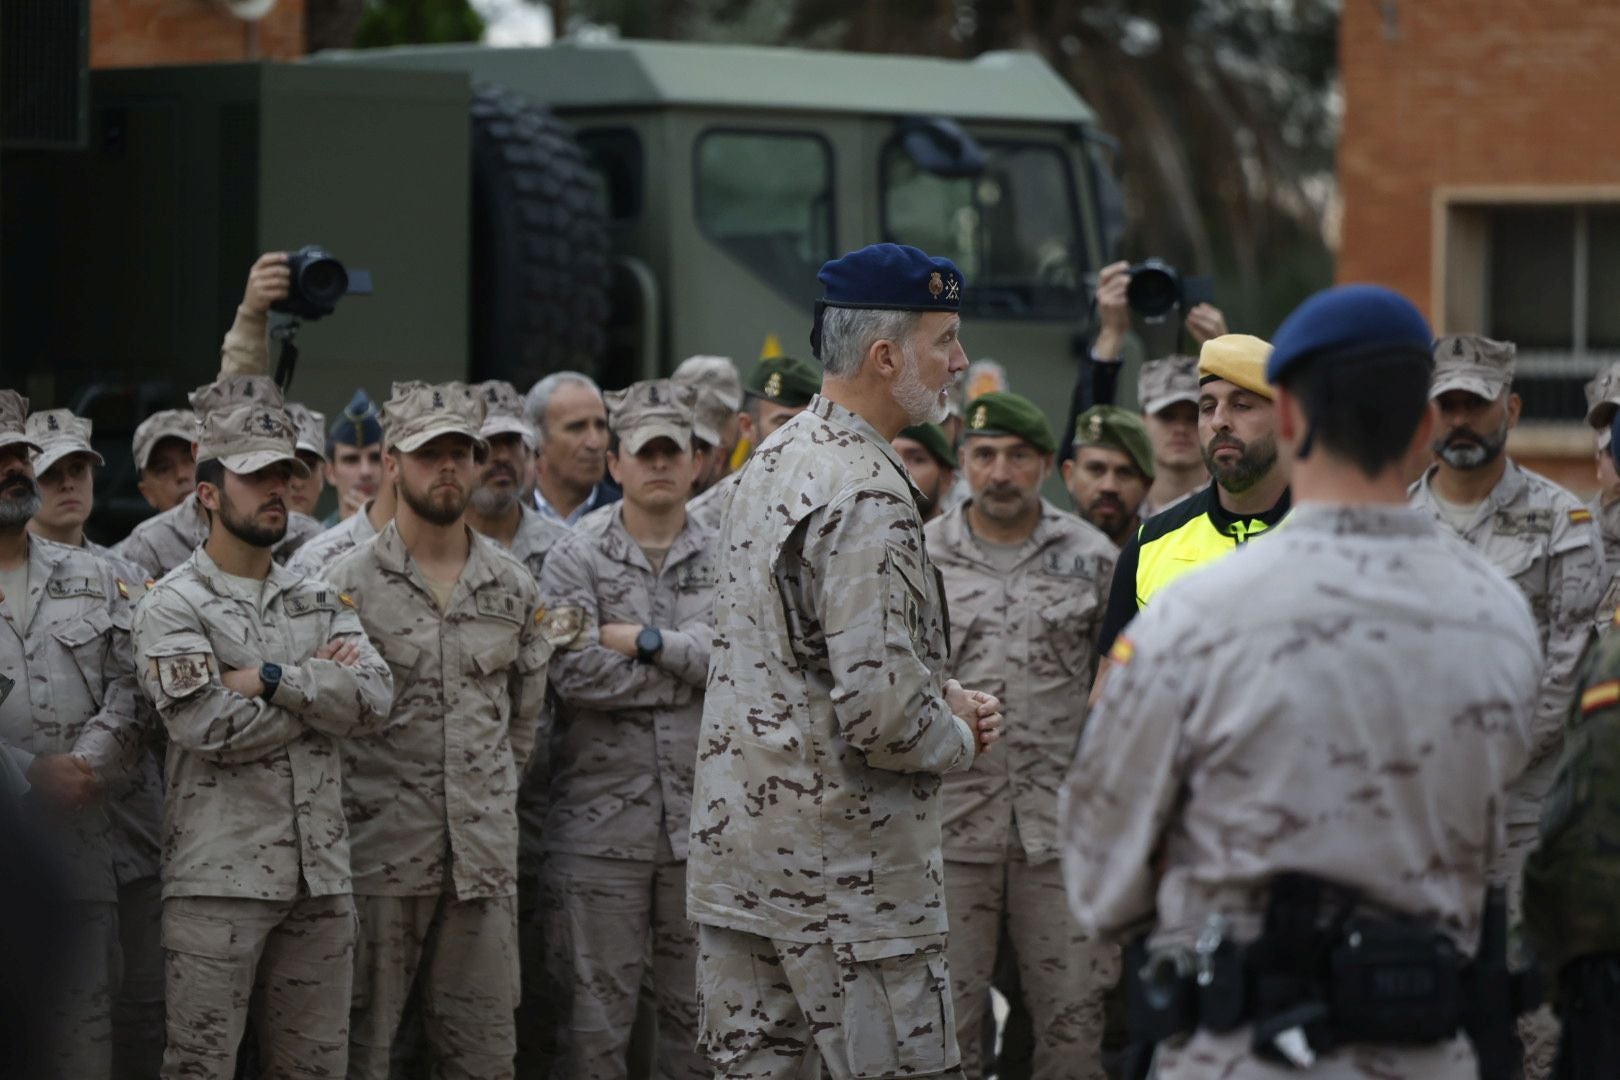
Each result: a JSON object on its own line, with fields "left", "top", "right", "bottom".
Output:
{"left": 475, "top": 589, "right": 526, "bottom": 626}
{"left": 49, "top": 605, "right": 113, "bottom": 706}
{"left": 282, "top": 587, "right": 339, "bottom": 656}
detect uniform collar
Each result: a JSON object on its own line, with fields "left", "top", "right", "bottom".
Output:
{"left": 935, "top": 497, "right": 1071, "bottom": 567}
{"left": 1415, "top": 458, "right": 1526, "bottom": 519}
{"left": 597, "top": 502, "right": 707, "bottom": 575}
{"left": 806, "top": 394, "right": 927, "bottom": 502}
{"left": 1282, "top": 502, "right": 1438, "bottom": 539}
{"left": 373, "top": 520, "right": 503, "bottom": 599}
{"left": 189, "top": 544, "right": 298, "bottom": 606}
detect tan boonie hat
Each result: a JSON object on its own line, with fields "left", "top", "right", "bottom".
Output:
{"left": 196, "top": 402, "right": 310, "bottom": 478}
{"left": 132, "top": 409, "right": 198, "bottom": 472}
{"left": 473, "top": 380, "right": 537, "bottom": 449}
{"left": 286, "top": 404, "right": 328, "bottom": 463}
{"left": 0, "top": 391, "right": 42, "bottom": 455}
{"left": 1430, "top": 334, "right": 1515, "bottom": 401}
{"left": 605, "top": 379, "right": 698, "bottom": 455}
{"left": 1584, "top": 361, "right": 1620, "bottom": 429}
{"left": 672, "top": 355, "right": 743, "bottom": 412}
{"left": 688, "top": 388, "right": 735, "bottom": 446}
{"left": 1137, "top": 355, "right": 1201, "bottom": 416}
{"left": 26, "top": 409, "right": 105, "bottom": 475}
{"left": 188, "top": 374, "right": 285, "bottom": 417}
{"left": 383, "top": 381, "right": 488, "bottom": 454}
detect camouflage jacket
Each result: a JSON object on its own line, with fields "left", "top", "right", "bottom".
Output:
{"left": 131, "top": 548, "right": 394, "bottom": 900}
{"left": 1525, "top": 616, "right": 1620, "bottom": 976}
{"left": 506, "top": 503, "right": 569, "bottom": 582}
{"left": 1060, "top": 504, "right": 1541, "bottom": 1077}
{"left": 685, "top": 469, "right": 742, "bottom": 536}
{"left": 0, "top": 537, "right": 144, "bottom": 901}
{"left": 115, "top": 491, "right": 323, "bottom": 579}
{"left": 1591, "top": 493, "right": 1620, "bottom": 629}
{"left": 326, "top": 524, "right": 554, "bottom": 899}
{"left": 539, "top": 504, "right": 716, "bottom": 861}
{"left": 287, "top": 503, "right": 381, "bottom": 577}
{"left": 686, "top": 395, "right": 976, "bottom": 947}
{"left": 927, "top": 500, "right": 1115, "bottom": 865}
{"left": 1410, "top": 462, "right": 1602, "bottom": 777}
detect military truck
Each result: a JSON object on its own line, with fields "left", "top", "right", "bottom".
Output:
{"left": 0, "top": 39, "right": 1123, "bottom": 534}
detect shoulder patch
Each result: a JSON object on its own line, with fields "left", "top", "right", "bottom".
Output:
{"left": 1582, "top": 679, "right": 1620, "bottom": 717}
{"left": 1570, "top": 508, "right": 1594, "bottom": 526}
{"left": 541, "top": 604, "right": 587, "bottom": 648}
{"left": 475, "top": 590, "right": 525, "bottom": 625}
{"left": 1109, "top": 635, "right": 1135, "bottom": 666}
{"left": 156, "top": 653, "right": 211, "bottom": 699}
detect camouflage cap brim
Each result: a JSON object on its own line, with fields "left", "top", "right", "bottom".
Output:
{"left": 219, "top": 448, "right": 312, "bottom": 479}
{"left": 480, "top": 414, "right": 537, "bottom": 450}
{"left": 621, "top": 420, "right": 692, "bottom": 456}
{"left": 1430, "top": 368, "right": 1508, "bottom": 402}
{"left": 1141, "top": 388, "right": 1201, "bottom": 416}
{"left": 394, "top": 419, "right": 489, "bottom": 455}
{"left": 33, "top": 443, "right": 105, "bottom": 477}
{"left": 0, "top": 434, "right": 44, "bottom": 456}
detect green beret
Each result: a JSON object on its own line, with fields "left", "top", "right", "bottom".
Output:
{"left": 1073, "top": 405, "right": 1156, "bottom": 481}
{"left": 964, "top": 392, "right": 1055, "bottom": 455}
{"left": 897, "top": 423, "right": 958, "bottom": 469}
{"left": 747, "top": 355, "right": 821, "bottom": 407}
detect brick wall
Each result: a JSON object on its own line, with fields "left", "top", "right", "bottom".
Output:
{"left": 1337, "top": 0, "right": 1620, "bottom": 315}
{"left": 91, "top": 0, "right": 307, "bottom": 67}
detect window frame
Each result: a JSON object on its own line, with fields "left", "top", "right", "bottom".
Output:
{"left": 575, "top": 125, "right": 646, "bottom": 223}
{"left": 877, "top": 132, "right": 1088, "bottom": 321}
{"left": 691, "top": 125, "right": 838, "bottom": 308}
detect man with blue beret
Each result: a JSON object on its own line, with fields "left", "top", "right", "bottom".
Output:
{"left": 1062, "top": 284, "right": 1542, "bottom": 1078}
{"left": 688, "top": 242, "right": 1005, "bottom": 1080}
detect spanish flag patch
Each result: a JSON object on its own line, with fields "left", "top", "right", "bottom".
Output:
{"left": 1571, "top": 508, "right": 1594, "bottom": 525}
{"left": 1581, "top": 680, "right": 1620, "bottom": 716}
{"left": 115, "top": 579, "right": 129, "bottom": 599}
{"left": 533, "top": 605, "right": 546, "bottom": 625}
{"left": 339, "top": 593, "right": 356, "bottom": 609}
{"left": 1109, "top": 636, "right": 1136, "bottom": 666}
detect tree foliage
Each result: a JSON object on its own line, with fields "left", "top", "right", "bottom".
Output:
{"left": 353, "top": 0, "right": 486, "bottom": 48}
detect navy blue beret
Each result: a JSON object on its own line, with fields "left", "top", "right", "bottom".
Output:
{"left": 818, "top": 243, "right": 963, "bottom": 313}
{"left": 328, "top": 388, "right": 383, "bottom": 450}
{"left": 1267, "top": 284, "right": 1433, "bottom": 385}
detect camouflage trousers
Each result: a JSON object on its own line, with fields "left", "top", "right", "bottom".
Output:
{"left": 161, "top": 892, "right": 356, "bottom": 1080}
{"left": 943, "top": 856, "right": 1116, "bottom": 1080}
{"left": 45, "top": 900, "right": 120, "bottom": 1080}
{"left": 349, "top": 892, "right": 519, "bottom": 1080}
{"left": 541, "top": 847, "right": 706, "bottom": 1080}
{"left": 695, "top": 924, "right": 965, "bottom": 1080}
{"left": 113, "top": 875, "right": 165, "bottom": 1080}
{"left": 1500, "top": 752, "right": 1562, "bottom": 1080}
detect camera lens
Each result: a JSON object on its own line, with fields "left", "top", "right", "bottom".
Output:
{"left": 298, "top": 257, "right": 349, "bottom": 306}
{"left": 1127, "top": 266, "right": 1180, "bottom": 320}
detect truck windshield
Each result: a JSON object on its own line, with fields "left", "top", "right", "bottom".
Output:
{"left": 882, "top": 139, "right": 1084, "bottom": 319}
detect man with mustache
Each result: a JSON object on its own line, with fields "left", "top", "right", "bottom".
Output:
{"left": 116, "top": 376, "right": 325, "bottom": 576}
{"left": 324, "top": 381, "right": 559, "bottom": 1080}
{"left": 927, "top": 391, "right": 1119, "bottom": 1079}
{"left": 468, "top": 380, "right": 569, "bottom": 580}
{"left": 1092, "top": 334, "right": 1290, "bottom": 697}
{"left": 1064, "top": 405, "right": 1155, "bottom": 548}
{"left": 130, "top": 385, "right": 394, "bottom": 1079}
{"left": 0, "top": 391, "right": 146, "bottom": 1080}
{"left": 892, "top": 422, "right": 959, "bottom": 523}
{"left": 25, "top": 408, "right": 167, "bottom": 1079}
{"left": 1408, "top": 334, "right": 1602, "bottom": 1079}
{"left": 688, "top": 243, "right": 1004, "bottom": 1079}
{"left": 537, "top": 379, "right": 716, "bottom": 1079}
{"left": 525, "top": 372, "right": 621, "bottom": 526}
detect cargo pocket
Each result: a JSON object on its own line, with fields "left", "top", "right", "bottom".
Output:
{"left": 839, "top": 935, "right": 959, "bottom": 1077}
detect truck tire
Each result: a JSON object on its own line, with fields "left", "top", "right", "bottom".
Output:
{"left": 470, "top": 84, "right": 610, "bottom": 388}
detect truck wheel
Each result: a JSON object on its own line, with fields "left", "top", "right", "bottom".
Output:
{"left": 470, "top": 84, "right": 610, "bottom": 388}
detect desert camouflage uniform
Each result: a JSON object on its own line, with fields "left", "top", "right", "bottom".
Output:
{"left": 538, "top": 502, "right": 716, "bottom": 1080}
{"left": 688, "top": 395, "right": 977, "bottom": 1080}
{"left": 114, "top": 489, "right": 323, "bottom": 578}
{"left": 0, "top": 535, "right": 144, "bottom": 1080}
{"left": 1059, "top": 505, "right": 1540, "bottom": 1079}
{"left": 926, "top": 499, "right": 1118, "bottom": 1080}
{"left": 131, "top": 545, "right": 393, "bottom": 1080}
{"left": 326, "top": 523, "right": 555, "bottom": 1080}
{"left": 684, "top": 467, "right": 742, "bottom": 535}
{"left": 288, "top": 499, "right": 382, "bottom": 576}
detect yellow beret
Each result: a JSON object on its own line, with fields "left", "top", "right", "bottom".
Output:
{"left": 1197, "top": 334, "right": 1274, "bottom": 400}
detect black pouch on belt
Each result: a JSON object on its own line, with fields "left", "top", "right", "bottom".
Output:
{"left": 1328, "top": 918, "right": 1462, "bottom": 1044}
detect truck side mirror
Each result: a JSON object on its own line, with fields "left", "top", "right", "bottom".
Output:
{"left": 897, "top": 117, "right": 986, "bottom": 178}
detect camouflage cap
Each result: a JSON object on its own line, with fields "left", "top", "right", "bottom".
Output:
{"left": 689, "top": 389, "right": 737, "bottom": 446}
{"left": 132, "top": 409, "right": 198, "bottom": 472}
{"left": 1431, "top": 334, "right": 1515, "bottom": 401}
{"left": 1074, "top": 405, "right": 1155, "bottom": 481}
{"left": 605, "top": 379, "right": 698, "bottom": 455}
{"left": 746, "top": 355, "right": 820, "bottom": 407}
{"left": 26, "top": 409, "right": 104, "bottom": 475}
{"left": 896, "top": 423, "right": 958, "bottom": 469}
{"left": 473, "top": 380, "right": 537, "bottom": 449}
{"left": 672, "top": 355, "right": 744, "bottom": 412}
{"left": 1584, "top": 361, "right": 1620, "bottom": 429}
{"left": 0, "top": 392, "right": 42, "bottom": 455}
{"left": 286, "top": 403, "right": 328, "bottom": 463}
{"left": 196, "top": 401, "right": 310, "bottom": 478}
{"left": 964, "top": 391, "right": 1057, "bottom": 454}
{"left": 382, "top": 381, "right": 488, "bottom": 454}
{"left": 187, "top": 374, "right": 285, "bottom": 417}
{"left": 1198, "top": 335, "right": 1274, "bottom": 400}
{"left": 1137, "top": 355, "right": 1201, "bottom": 416}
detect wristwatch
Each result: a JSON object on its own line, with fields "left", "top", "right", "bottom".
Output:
{"left": 635, "top": 627, "right": 664, "bottom": 664}
{"left": 259, "top": 662, "right": 283, "bottom": 700}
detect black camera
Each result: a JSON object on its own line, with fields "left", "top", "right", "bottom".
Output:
{"left": 272, "top": 245, "right": 374, "bottom": 321}
{"left": 1126, "top": 258, "right": 1214, "bottom": 322}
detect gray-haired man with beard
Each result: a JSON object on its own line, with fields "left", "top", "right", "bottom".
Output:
{"left": 0, "top": 391, "right": 145, "bottom": 1080}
